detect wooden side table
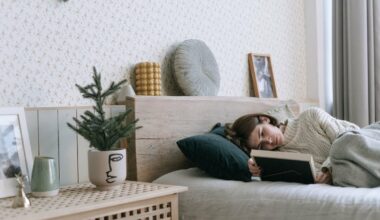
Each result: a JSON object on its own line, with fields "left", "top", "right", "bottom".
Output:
{"left": 0, "top": 181, "right": 188, "bottom": 220}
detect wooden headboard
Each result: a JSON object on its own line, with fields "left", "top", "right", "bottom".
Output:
{"left": 125, "top": 96, "right": 300, "bottom": 182}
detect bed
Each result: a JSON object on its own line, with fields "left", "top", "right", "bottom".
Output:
{"left": 125, "top": 96, "right": 380, "bottom": 220}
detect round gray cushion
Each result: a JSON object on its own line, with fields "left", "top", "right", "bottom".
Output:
{"left": 173, "top": 39, "right": 220, "bottom": 96}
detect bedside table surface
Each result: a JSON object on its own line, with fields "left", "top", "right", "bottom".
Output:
{"left": 0, "top": 181, "right": 187, "bottom": 220}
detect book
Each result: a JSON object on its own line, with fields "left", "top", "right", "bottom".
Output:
{"left": 250, "top": 150, "right": 316, "bottom": 184}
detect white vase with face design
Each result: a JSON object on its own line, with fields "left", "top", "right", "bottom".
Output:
{"left": 88, "top": 149, "right": 126, "bottom": 190}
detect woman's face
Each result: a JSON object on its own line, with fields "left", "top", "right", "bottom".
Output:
{"left": 247, "top": 123, "right": 284, "bottom": 150}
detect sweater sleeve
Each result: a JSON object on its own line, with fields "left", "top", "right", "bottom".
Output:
{"left": 305, "top": 107, "right": 359, "bottom": 144}
{"left": 305, "top": 108, "right": 359, "bottom": 173}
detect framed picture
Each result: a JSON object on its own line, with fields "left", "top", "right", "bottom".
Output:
{"left": 248, "top": 53, "right": 278, "bottom": 98}
{"left": 0, "top": 107, "right": 33, "bottom": 198}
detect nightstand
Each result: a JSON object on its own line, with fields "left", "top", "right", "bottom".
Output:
{"left": 0, "top": 181, "right": 188, "bottom": 220}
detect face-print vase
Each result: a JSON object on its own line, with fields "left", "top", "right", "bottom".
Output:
{"left": 88, "top": 149, "right": 126, "bottom": 190}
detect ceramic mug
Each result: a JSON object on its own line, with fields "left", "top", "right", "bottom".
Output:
{"left": 31, "top": 156, "right": 59, "bottom": 197}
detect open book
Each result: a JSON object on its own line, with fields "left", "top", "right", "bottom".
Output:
{"left": 250, "top": 150, "right": 317, "bottom": 184}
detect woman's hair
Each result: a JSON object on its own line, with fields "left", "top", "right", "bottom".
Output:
{"left": 225, "top": 113, "right": 278, "bottom": 155}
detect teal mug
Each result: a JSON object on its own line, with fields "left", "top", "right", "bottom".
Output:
{"left": 31, "top": 156, "right": 59, "bottom": 197}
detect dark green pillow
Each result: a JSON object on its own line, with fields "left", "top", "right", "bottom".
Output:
{"left": 177, "top": 124, "right": 251, "bottom": 181}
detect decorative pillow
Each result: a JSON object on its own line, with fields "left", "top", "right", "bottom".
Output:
{"left": 173, "top": 39, "right": 220, "bottom": 96}
{"left": 177, "top": 124, "right": 251, "bottom": 182}
{"left": 209, "top": 122, "right": 224, "bottom": 136}
{"left": 264, "top": 104, "right": 295, "bottom": 124}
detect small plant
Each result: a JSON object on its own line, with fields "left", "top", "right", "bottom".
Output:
{"left": 67, "top": 67, "right": 139, "bottom": 151}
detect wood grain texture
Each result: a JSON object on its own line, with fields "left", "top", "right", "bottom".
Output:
{"left": 126, "top": 96, "right": 300, "bottom": 182}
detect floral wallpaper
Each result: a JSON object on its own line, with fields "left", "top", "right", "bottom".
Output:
{"left": 0, "top": 0, "right": 306, "bottom": 107}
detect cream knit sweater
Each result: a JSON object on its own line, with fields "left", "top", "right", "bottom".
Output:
{"left": 278, "top": 107, "right": 359, "bottom": 172}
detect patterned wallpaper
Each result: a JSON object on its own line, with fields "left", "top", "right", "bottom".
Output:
{"left": 0, "top": 0, "right": 306, "bottom": 107}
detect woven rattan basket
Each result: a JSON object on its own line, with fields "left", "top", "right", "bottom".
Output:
{"left": 135, "top": 62, "right": 161, "bottom": 96}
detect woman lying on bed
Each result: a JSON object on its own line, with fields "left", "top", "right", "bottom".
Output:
{"left": 225, "top": 107, "right": 359, "bottom": 185}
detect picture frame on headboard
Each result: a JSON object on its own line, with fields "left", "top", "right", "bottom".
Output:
{"left": 248, "top": 53, "right": 278, "bottom": 98}
{"left": 0, "top": 107, "right": 33, "bottom": 198}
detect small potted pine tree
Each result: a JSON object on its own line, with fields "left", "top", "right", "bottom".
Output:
{"left": 67, "top": 67, "right": 139, "bottom": 190}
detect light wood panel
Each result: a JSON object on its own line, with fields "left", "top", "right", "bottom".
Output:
{"left": 58, "top": 109, "right": 78, "bottom": 185}
{"left": 126, "top": 96, "right": 300, "bottom": 182}
{"left": 25, "top": 110, "right": 38, "bottom": 158}
{"left": 76, "top": 108, "right": 92, "bottom": 183}
{"left": 38, "top": 109, "right": 59, "bottom": 176}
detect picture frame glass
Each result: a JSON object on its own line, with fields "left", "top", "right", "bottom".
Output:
{"left": 248, "top": 53, "right": 277, "bottom": 98}
{"left": 254, "top": 56, "right": 273, "bottom": 97}
{"left": 0, "top": 108, "right": 32, "bottom": 198}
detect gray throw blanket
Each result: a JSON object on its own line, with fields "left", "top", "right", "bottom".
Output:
{"left": 330, "top": 122, "right": 380, "bottom": 188}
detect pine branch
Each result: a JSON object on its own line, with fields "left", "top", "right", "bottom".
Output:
{"left": 67, "top": 66, "right": 140, "bottom": 151}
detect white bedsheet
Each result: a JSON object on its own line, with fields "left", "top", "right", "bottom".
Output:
{"left": 154, "top": 168, "right": 380, "bottom": 220}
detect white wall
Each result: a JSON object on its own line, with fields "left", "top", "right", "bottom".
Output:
{"left": 0, "top": 0, "right": 307, "bottom": 107}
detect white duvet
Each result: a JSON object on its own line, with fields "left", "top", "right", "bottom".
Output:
{"left": 154, "top": 168, "right": 380, "bottom": 220}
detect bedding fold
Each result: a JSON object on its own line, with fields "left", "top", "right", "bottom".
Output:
{"left": 331, "top": 122, "right": 380, "bottom": 187}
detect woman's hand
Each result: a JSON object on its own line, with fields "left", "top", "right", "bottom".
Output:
{"left": 248, "top": 158, "right": 261, "bottom": 176}
{"left": 315, "top": 170, "right": 332, "bottom": 184}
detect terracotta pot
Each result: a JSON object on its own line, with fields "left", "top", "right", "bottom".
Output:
{"left": 88, "top": 149, "right": 126, "bottom": 190}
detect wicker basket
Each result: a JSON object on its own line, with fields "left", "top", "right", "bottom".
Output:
{"left": 135, "top": 62, "right": 161, "bottom": 96}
